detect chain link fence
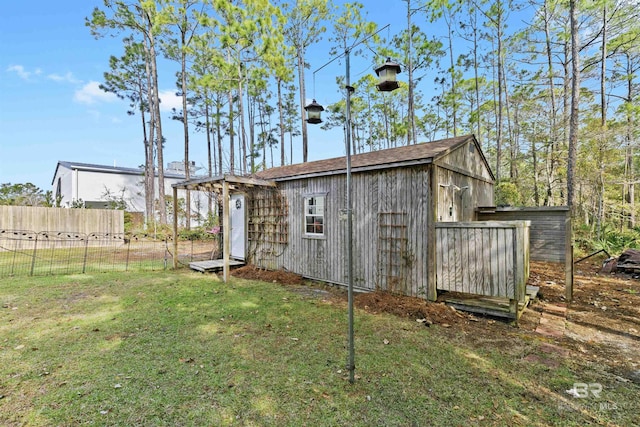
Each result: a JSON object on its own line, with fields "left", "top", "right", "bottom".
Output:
{"left": 0, "top": 229, "right": 220, "bottom": 277}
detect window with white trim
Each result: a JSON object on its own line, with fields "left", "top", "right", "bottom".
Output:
{"left": 304, "top": 195, "right": 325, "bottom": 236}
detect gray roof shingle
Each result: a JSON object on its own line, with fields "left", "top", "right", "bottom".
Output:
{"left": 255, "top": 135, "right": 477, "bottom": 181}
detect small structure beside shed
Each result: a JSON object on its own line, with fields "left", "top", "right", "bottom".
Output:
{"left": 173, "top": 135, "right": 534, "bottom": 319}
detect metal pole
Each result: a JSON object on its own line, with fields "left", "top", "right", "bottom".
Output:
{"left": 345, "top": 48, "right": 355, "bottom": 384}
{"left": 308, "top": 24, "right": 391, "bottom": 385}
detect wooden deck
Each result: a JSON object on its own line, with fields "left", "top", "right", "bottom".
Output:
{"left": 440, "top": 285, "right": 540, "bottom": 320}
{"left": 189, "top": 259, "right": 244, "bottom": 273}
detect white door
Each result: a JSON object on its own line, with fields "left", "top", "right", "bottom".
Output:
{"left": 230, "top": 194, "right": 246, "bottom": 260}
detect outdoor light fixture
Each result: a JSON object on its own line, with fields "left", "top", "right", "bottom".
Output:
{"left": 374, "top": 58, "right": 402, "bottom": 92}
{"left": 304, "top": 99, "right": 324, "bottom": 124}
{"left": 306, "top": 25, "right": 400, "bottom": 384}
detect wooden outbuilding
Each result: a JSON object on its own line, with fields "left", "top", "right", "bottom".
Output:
{"left": 173, "top": 135, "right": 528, "bottom": 308}
{"left": 249, "top": 134, "right": 494, "bottom": 301}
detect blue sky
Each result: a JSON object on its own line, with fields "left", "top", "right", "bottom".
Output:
{"left": 0, "top": 1, "right": 416, "bottom": 192}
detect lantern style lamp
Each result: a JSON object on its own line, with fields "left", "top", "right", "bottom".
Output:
{"left": 304, "top": 99, "right": 324, "bottom": 124}
{"left": 374, "top": 58, "right": 402, "bottom": 92}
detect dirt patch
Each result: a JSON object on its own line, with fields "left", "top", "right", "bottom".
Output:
{"left": 231, "top": 265, "right": 304, "bottom": 285}
{"left": 354, "top": 291, "right": 470, "bottom": 326}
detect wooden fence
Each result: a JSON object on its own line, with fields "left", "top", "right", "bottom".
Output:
{"left": 477, "top": 206, "right": 573, "bottom": 300}
{"left": 436, "top": 221, "right": 530, "bottom": 318}
{"left": 0, "top": 206, "right": 124, "bottom": 235}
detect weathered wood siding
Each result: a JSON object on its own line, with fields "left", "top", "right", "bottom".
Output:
{"left": 436, "top": 221, "right": 530, "bottom": 301}
{"left": 438, "top": 139, "right": 494, "bottom": 182}
{"left": 248, "top": 165, "right": 432, "bottom": 298}
{"left": 435, "top": 141, "right": 494, "bottom": 222}
{"left": 0, "top": 206, "right": 124, "bottom": 234}
{"left": 476, "top": 207, "right": 570, "bottom": 263}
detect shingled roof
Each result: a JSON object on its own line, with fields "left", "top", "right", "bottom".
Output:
{"left": 255, "top": 134, "right": 478, "bottom": 181}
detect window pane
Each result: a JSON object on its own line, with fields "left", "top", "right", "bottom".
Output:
{"left": 304, "top": 195, "right": 325, "bottom": 235}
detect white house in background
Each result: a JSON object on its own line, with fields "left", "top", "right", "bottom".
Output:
{"left": 51, "top": 161, "right": 213, "bottom": 224}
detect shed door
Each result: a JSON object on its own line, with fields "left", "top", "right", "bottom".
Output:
{"left": 230, "top": 194, "right": 246, "bottom": 260}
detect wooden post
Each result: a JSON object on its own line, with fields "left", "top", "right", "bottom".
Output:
{"left": 565, "top": 212, "right": 573, "bottom": 301}
{"left": 427, "top": 164, "right": 438, "bottom": 301}
{"left": 222, "top": 180, "right": 230, "bottom": 282}
{"left": 172, "top": 186, "right": 178, "bottom": 269}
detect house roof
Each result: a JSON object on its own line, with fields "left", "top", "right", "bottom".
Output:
{"left": 254, "top": 134, "right": 489, "bottom": 181}
{"left": 52, "top": 161, "right": 186, "bottom": 185}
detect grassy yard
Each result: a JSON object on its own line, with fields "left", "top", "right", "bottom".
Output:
{"left": 0, "top": 270, "right": 637, "bottom": 426}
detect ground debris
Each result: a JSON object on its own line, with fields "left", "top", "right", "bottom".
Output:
{"left": 231, "top": 265, "right": 303, "bottom": 285}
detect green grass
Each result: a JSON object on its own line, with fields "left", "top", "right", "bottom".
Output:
{"left": 0, "top": 271, "right": 638, "bottom": 426}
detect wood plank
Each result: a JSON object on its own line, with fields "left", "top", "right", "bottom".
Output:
{"left": 189, "top": 259, "right": 244, "bottom": 272}
{"left": 505, "top": 227, "right": 515, "bottom": 299}
{"left": 222, "top": 180, "right": 230, "bottom": 282}
{"left": 427, "top": 164, "right": 437, "bottom": 301}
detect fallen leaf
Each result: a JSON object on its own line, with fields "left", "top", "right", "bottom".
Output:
{"left": 14, "top": 345, "right": 24, "bottom": 350}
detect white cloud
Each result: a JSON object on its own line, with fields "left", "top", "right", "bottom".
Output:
{"left": 74, "top": 81, "right": 117, "bottom": 104}
{"left": 48, "top": 72, "right": 81, "bottom": 84}
{"left": 158, "top": 90, "right": 183, "bottom": 113}
{"left": 6, "top": 64, "right": 41, "bottom": 80}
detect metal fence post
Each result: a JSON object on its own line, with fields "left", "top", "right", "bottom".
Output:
{"left": 82, "top": 236, "right": 89, "bottom": 274}
{"left": 125, "top": 234, "right": 131, "bottom": 271}
{"left": 30, "top": 232, "right": 38, "bottom": 276}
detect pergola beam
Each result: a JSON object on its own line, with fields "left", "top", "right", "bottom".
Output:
{"left": 170, "top": 175, "right": 276, "bottom": 281}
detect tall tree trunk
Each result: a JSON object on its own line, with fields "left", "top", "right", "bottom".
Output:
{"left": 445, "top": 13, "right": 457, "bottom": 137}
{"left": 532, "top": 136, "right": 540, "bottom": 206}
{"left": 495, "top": 7, "right": 504, "bottom": 182}
{"left": 543, "top": 0, "right": 558, "bottom": 206}
{"left": 472, "top": 6, "right": 481, "bottom": 142}
{"left": 248, "top": 86, "right": 256, "bottom": 172}
{"left": 227, "top": 49, "right": 235, "bottom": 174}
{"left": 625, "top": 53, "right": 636, "bottom": 228}
{"left": 567, "top": 0, "right": 580, "bottom": 210}
{"left": 278, "top": 79, "right": 286, "bottom": 166}
{"left": 216, "top": 94, "right": 223, "bottom": 175}
{"left": 143, "top": 46, "right": 156, "bottom": 227}
{"left": 181, "top": 42, "right": 191, "bottom": 230}
{"left": 597, "top": 4, "right": 608, "bottom": 238}
{"left": 142, "top": 100, "right": 154, "bottom": 225}
{"left": 406, "top": 0, "right": 416, "bottom": 145}
{"left": 205, "top": 90, "right": 212, "bottom": 177}
{"left": 144, "top": 18, "right": 166, "bottom": 224}
{"left": 297, "top": 51, "right": 309, "bottom": 162}
{"left": 237, "top": 63, "right": 247, "bottom": 174}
